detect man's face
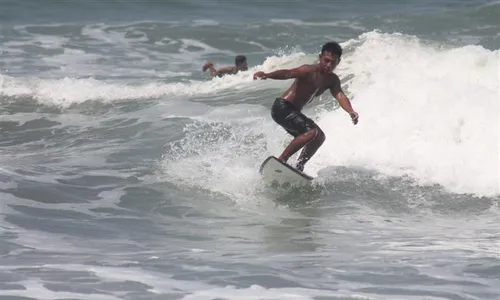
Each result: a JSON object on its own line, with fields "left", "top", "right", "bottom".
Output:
{"left": 237, "top": 61, "right": 248, "bottom": 71}
{"left": 319, "top": 51, "right": 339, "bottom": 73}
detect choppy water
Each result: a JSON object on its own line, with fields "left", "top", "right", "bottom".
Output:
{"left": 1, "top": 1, "right": 499, "bottom": 299}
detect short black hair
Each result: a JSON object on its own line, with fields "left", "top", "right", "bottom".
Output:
{"left": 235, "top": 55, "right": 247, "bottom": 65}
{"left": 321, "top": 42, "right": 342, "bottom": 58}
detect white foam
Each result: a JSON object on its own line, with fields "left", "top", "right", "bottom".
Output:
{"left": 159, "top": 106, "right": 271, "bottom": 202}
{"left": 234, "top": 38, "right": 270, "bottom": 51}
{"left": 0, "top": 280, "right": 121, "bottom": 300}
{"left": 81, "top": 25, "right": 144, "bottom": 46}
{"left": 180, "top": 285, "right": 374, "bottom": 300}
{"left": 310, "top": 31, "right": 499, "bottom": 197}
{"left": 192, "top": 19, "right": 220, "bottom": 26}
{"left": 42, "top": 48, "right": 103, "bottom": 69}
{"left": 31, "top": 34, "right": 70, "bottom": 49}
{"left": 269, "top": 18, "right": 367, "bottom": 31}
{"left": 0, "top": 48, "right": 306, "bottom": 108}
{"left": 8, "top": 264, "right": 372, "bottom": 300}
{"left": 180, "top": 38, "right": 235, "bottom": 56}
{"left": 0, "top": 75, "right": 239, "bottom": 107}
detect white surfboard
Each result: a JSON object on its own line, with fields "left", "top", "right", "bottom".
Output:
{"left": 259, "top": 156, "right": 314, "bottom": 186}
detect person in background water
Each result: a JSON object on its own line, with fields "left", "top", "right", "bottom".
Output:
{"left": 202, "top": 55, "right": 248, "bottom": 77}
{"left": 252, "top": 41, "right": 359, "bottom": 172}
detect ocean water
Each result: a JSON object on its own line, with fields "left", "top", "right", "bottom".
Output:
{"left": 0, "top": 0, "right": 499, "bottom": 299}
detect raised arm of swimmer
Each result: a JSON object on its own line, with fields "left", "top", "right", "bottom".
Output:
{"left": 203, "top": 62, "right": 236, "bottom": 77}
{"left": 203, "top": 55, "right": 248, "bottom": 78}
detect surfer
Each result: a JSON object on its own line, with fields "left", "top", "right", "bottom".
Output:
{"left": 202, "top": 55, "right": 248, "bottom": 77}
{"left": 253, "top": 41, "right": 359, "bottom": 172}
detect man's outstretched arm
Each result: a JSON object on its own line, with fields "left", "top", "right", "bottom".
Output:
{"left": 330, "top": 75, "right": 359, "bottom": 124}
{"left": 253, "top": 65, "right": 313, "bottom": 80}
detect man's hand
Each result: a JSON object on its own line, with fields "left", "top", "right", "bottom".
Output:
{"left": 253, "top": 71, "right": 267, "bottom": 80}
{"left": 350, "top": 111, "right": 359, "bottom": 125}
{"left": 202, "top": 61, "right": 214, "bottom": 72}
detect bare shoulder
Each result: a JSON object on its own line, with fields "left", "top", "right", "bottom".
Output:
{"left": 303, "top": 63, "right": 317, "bottom": 69}
{"left": 217, "top": 66, "right": 237, "bottom": 75}
{"left": 287, "top": 64, "right": 316, "bottom": 79}
{"left": 329, "top": 72, "right": 340, "bottom": 81}
{"left": 295, "top": 64, "right": 316, "bottom": 72}
{"left": 327, "top": 72, "right": 341, "bottom": 86}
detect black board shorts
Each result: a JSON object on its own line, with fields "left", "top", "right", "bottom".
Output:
{"left": 271, "top": 98, "right": 316, "bottom": 137}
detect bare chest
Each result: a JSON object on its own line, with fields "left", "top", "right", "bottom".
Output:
{"left": 309, "top": 73, "right": 330, "bottom": 97}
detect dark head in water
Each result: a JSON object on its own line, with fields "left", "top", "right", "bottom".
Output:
{"left": 235, "top": 55, "right": 248, "bottom": 71}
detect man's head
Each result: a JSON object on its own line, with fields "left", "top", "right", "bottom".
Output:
{"left": 235, "top": 55, "right": 248, "bottom": 71}
{"left": 319, "top": 42, "right": 342, "bottom": 73}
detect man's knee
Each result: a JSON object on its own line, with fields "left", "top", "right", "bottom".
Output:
{"left": 316, "top": 127, "right": 326, "bottom": 144}
{"left": 306, "top": 127, "right": 325, "bottom": 144}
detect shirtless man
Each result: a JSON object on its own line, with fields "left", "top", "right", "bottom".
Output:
{"left": 203, "top": 55, "right": 248, "bottom": 77}
{"left": 253, "top": 42, "right": 359, "bottom": 172}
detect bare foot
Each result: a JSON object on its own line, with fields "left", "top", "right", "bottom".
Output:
{"left": 277, "top": 156, "right": 287, "bottom": 164}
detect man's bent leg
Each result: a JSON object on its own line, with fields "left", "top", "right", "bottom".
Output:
{"left": 296, "top": 127, "right": 326, "bottom": 171}
{"left": 278, "top": 128, "right": 318, "bottom": 164}
{"left": 271, "top": 98, "right": 322, "bottom": 167}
